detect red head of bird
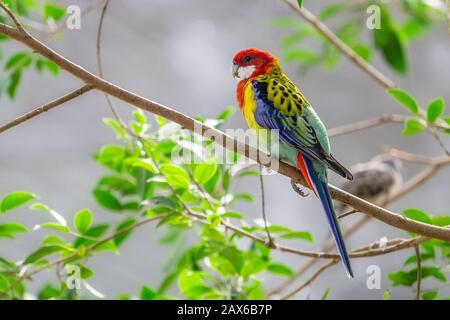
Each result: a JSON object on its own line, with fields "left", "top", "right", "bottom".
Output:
{"left": 232, "top": 48, "right": 277, "bottom": 80}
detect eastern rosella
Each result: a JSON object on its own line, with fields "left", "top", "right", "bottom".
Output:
{"left": 232, "top": 48, "right": 354, "bottom": 278}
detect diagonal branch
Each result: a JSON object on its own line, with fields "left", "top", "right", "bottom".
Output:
{"left": 0, "top": 85, "right": 93, "bottom": 134}
{"left": 281, "top": 259, "right": 338, "bottom": 300}
{"left": 281, "top": 0, "right": 395, "bottom": 89}
{"left": 1, "top": 20, "right": 450, "bottom": 241}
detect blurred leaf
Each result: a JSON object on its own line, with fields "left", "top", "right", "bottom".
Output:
{"left": 388, "top": 270, "right": 416, "bottom": 286}
{"left": 23, "top": 245, "right": 66, "bottom": 265}
{"left": 0, "top": 223, "right": 28, "bottom": 238}
{"left": 5, "top": 52, "right": 32, "bottom": 71}
{"left": 103, "top": 118, "right": 126, "bottom": 139}
{"left": 7, "top": 70, "right": 21, "bottom": 99}
{"left": 140, "top": 286, "right": 157, "bottom": 300}
{"left": 43, "top": 2, "right": 65, "bottom": 21}
{"left": 297, "top": 0, "right": 302, "bottom": 8}
{"left": 160, "top": 164, "right": 190, "bottom": 189}
{"left": 194, "top": 163, "right": 218, "bottom": 185}
{"left": 74, "top": 209, "right": 93, "bottom": 234}
{"left": 0, "top": 191, "right": 36, "bottom": 214}
{"left": 92, "top": 189, "right": 122, "bottom": 211}
{"left": 216, "top": 107, "right": 235, "bottom": 121}
{"left": 178, "top": 269, "right": 211, "bottom": 300}
{"left": 321, "top": 288, "right": 331, "bottom": 300}
{"left": 403, "top": 208, "right": 432, "bottom": 224}
{"left": 267, "top": 263, "right": 294, "bottom": 276}
{"left": 30, "top": 203, "right": 67, "bottom": 226}
{"left": 422, "top": 291, "right": 438, "bottom": 300}
{"left": 40, "top": 223, "right": 70, "bottom": 233}
{"left": 132, "top": 158, "right": 158, "bottom": 173}
{"left": 402, "top": 118, "right": 425, "bottom": 136}
{"left": 387, "top": 88, "right": 419, "bottom": 114}
{"left": 426, "top": 97, "right": 445, "bottom": 123}
{"left": 113, "top": 217, "right": 136, "bottom": 247}
{"left": 279, "top": 230, "right": 314, "bottom": 242}
{"left": 319, "top": 3, "right": 347, "bottom": 20}
{"left": 35, "top": 58, "right": 59, "bottom": 76}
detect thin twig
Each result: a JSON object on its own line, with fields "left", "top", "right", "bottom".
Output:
{"left": 0, "top": 85, "right": 93, "bottom": 134}
{"left": 415, "top": 245, "right": 422, "bottom": 300}
{"left": 259, "top": 164, "right": 274, "bottom": 246}
{"left": 96, "top": 0, "right": 124, "bottom": 125}
{"left": 328, "top": 114, "right": 449, "bottom": 138}
{"left": 281, "top": 260, "right": 338, "bottom": 300}
{"left": 0, "top": 1, "right": 25, "bottom": 31}
{"left": 281, "top": 0, "right": 395, "bottom": 89}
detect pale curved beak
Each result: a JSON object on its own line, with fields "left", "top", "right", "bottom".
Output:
{"left": 232, "top": 63, "right": 240, "bottom": 79}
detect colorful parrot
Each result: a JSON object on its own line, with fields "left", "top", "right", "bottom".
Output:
{"left": 232, "top": 48, "right": 354, "bottom": 278}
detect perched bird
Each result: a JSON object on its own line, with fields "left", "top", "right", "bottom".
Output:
{"left": 336, "top": 154, "right": 403, "bottom": 213}
{"left": 232, "top": 48, "right": 354, "bottom": 278}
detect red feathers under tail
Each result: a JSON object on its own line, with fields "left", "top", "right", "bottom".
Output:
{"left": 296, "top": 152, "right": 317, "bottom": 196}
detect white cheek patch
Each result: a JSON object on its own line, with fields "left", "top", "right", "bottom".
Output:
{"left": 238, "top": 65, "right": 256, "bottom": 79}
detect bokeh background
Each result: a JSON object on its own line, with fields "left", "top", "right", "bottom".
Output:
{"left": 1, "top": 0, "right": 449, "bottom": 299}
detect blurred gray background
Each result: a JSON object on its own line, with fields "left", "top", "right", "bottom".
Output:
{"left": 1, "top": 0, "right": 449, "bottom": 299}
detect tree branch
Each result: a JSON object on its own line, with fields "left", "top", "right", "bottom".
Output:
{"left": 415, "top": 245, "right": 422, "bottom": 300}
{"left": 0, "top": 85, "right": 93, "bottom": 134}
{"left": 281, "top": 259, "right": 338, "bottom": 300}
{"left": 1, "top": 18, "right": 450, "bottom": 241}
{"left": 281, "top": 0, "right": 395, "bottom": 89}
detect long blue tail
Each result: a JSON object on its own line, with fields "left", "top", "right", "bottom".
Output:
{"left": 303, "top": 156, "right": 354, "bottom": 278}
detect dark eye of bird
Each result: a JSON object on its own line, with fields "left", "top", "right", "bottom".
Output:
{"left": 242, "top": 55, "right": 252, "bottom": 63}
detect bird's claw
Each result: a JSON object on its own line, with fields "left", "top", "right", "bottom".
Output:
{"left": 290, "top": 180, "right": 309, "bottom": 197}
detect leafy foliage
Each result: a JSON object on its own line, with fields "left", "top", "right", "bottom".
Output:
{"left": 273, "top": 0, "right": 446, "bottom": 75}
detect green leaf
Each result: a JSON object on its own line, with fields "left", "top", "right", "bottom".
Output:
{"left": 132, "top": 158, "right": 158, "bottom": 173}
{"left": 29, "top": 203, "right": 67, "bottom": 226}
{"left": 216, "top": 107, "right": 235, "bottom": 121}
{"left": 103, "top": 118, "right": 126, "bottom": 139}
{"left": 403, "top": 208, "right": 432, "bottom": 224}
{"left": 279, "top": 231, "right": 314, "bottom": 242}
{"left": 0, "top": 223, "right": 28, "bottom": 238}
{"left": 35, "top": 58, "right": 59, "bottom": 76}
{"left": 43, "top": 2, "right": 65, "bottom": 21}
{"left": 387, "top": 88, "right": 419, "bottom": 114}
{"left": 0, "top": 191, "right": 36, "bottom": 213}
{"left": 321, "top": 288, "right": 331, "bottom": 300}
{"left": 297, "top": 0, "right": 303, "bottom": 8}
{"left": 383, "top": 291, "right": 391, "bottom": 300}
{"left": 402, "top": 118, "right": 425, "bottom": 136}
{"left": 267, "top": 263, "right": 294, "bottom": 276}
{"left": 422, "top": 291, "right": 438, "bottom": 300}
{"left": 178, "top": 269, "right": 211, "bottom": 300}
{"left": 431, "top": 215, "right": 450, "bottom": 227}
{"left": 160, "top": 164, "right": 190, "bottom": 189}
{"left": 92, "top": 189, "right": 122, "bottom": 211}
{"left": 74, "top": 224, "right": 109, "bottom": 248}
{"left": 5, "top": 52, "right": 33, "bottom": 71}
{"left": 140, "top": 286, "right": 157, "bottom": 300}
{"left": 113, "top": 217, "right": 136, "bottom": 246}
{"left": 7, "top": 70, "right": 21, "bottom": 99}
{"left": 388, "top": 271, "right": 416, "bottom": 286}
{"left": 194, "top": 163, "right": 218, "bottom": 185}
{"left": 40, "top": 223, "right": 70, "bottom": 233}
{"left": 421, "top": 267, "right": 447, "bottom": 282}
{"left": 221, "top": 211, "right": 244, "bottom": 220}
{"left": 23, "top": 245, "right": 65, "bottom": 265}
{"left": 319, "top": 4, "right": 347, "bottom": 20}
{"left": 73, "top": 209, "right": 93, "bottom": 234}
{"left": 373, "top": 8, "right": 407, "bottom": 74}
{"left": 426, "top": 97, "right": 445, "bottom": 123}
